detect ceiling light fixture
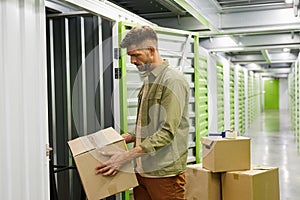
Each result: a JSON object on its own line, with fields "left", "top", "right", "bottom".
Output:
{"left": 294, "top": 0, "right": 299, "bottom": 17}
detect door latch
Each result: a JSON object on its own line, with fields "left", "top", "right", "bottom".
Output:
{"left": 46, "top": 144, "right": 53, "bottom": 157}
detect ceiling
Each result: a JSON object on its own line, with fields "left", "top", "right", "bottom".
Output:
{"left": 46, "top": 0, "right": 300, "bottom": 77}
{"left": 108, "top": 0, "right": 300, "bottom": 77}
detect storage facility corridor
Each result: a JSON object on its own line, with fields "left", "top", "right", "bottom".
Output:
{"left": 2, "top": 0, "right": 300, "bottom": 200}
{"left": 247, "top": 109, "right": 300, "bottom": 200}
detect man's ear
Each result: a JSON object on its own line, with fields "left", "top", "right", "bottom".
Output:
{"left": 148, "top": 46, "right": 156, "bottom": 56}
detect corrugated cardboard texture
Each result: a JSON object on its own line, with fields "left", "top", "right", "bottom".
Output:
{"left": 68, "top": 127, "right": 138, "bottom": 200}
{"left": 185, "top": 164, "right": 221, "bottom": 200}
{"left": 221, "top": 166, "right": 280, "bottom": 200}
{"left": 201, "top": 136, "right": 251, "bottom": 172}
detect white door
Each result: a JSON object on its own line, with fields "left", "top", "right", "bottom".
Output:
{"left": 0, "top": 0, "right": 50, "bottom": 199}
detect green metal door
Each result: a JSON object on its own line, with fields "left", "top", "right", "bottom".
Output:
{"left": 216, "top": 62, "right": 224, "bottom": 132}
{"left": 238, "top": 68, "right": 246, "bottom": 135}
{"left": 264, "top": 79, "right": 279, "bottom": 110}
{"left": 229, "top": 65, "right": 235, "bottom": 129}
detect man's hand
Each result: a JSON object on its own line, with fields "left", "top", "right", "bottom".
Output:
{"left": 95, "top": 151, "right": 130, "bottom": 176}
{"left": 95, "top": 146, "right": 146, "bottom": 176}
{"left": 122, "top": 133, "right": 135, "bottom": 143}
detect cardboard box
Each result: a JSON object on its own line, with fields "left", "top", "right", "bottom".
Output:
{"left": 201, "top": 136, "right": 251, "bottom": 172}
{"left": 185, "top": 164, "right": 221, "bottom": 200}
{"left": 68, "top": 127, "right": 138, "bottom": 200}
{"left": 221, "top": 166, "right": 280, "bottom": 200}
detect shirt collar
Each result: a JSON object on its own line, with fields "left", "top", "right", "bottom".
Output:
{"left": 150, "top": 59, "right": 169, "bottom": 78}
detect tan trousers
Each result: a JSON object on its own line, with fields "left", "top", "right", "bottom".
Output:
{"left": 133, "top": 173, "right": 186, "bottom": 200}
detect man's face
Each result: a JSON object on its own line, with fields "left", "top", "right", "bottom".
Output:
{"left": 127, "top": 45, "right": 152, "bottom": 72}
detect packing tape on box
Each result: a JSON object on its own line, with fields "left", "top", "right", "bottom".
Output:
{"left": 80, "top": 136, "right": 98, "bottom": 150}
{"left": 79, "top": 132, "right": 125, "bottom": 163}
{"left": 79, "top": 134, "right": 107, "bottom": 151}
{"left": 81, "top": 130, "right": 123, "bottom": 150}
{"left": 253, "top": 166, "right": 275, "bottom": 170}
{"left": 201, "top": 137, "right": 217, "bottom": 158}
{"left": 79, "top": 128, "right": 124, "bottom": 152}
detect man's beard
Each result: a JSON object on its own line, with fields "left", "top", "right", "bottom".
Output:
{"left": 137, "top": 62, "right": 152, "bottom": 72}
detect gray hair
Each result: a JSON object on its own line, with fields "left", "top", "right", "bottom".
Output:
{"left": 120, "top": 26, "right": 158, "bottom": 49}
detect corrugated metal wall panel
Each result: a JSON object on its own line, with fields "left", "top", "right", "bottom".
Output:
{"left": 238, "top": 68, "right": 246, "bottom": 135}
{"left": 230, "top": 66, "right": 235, "bottom": 129}
{"left": 0, "top": 0, "right": 49, "bottom": 200}
{"left": 216, "top": 62, "right": 224, "bottom": 132}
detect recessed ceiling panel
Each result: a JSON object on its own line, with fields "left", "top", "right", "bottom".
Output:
{"left": 216, "top": 0, "right": 286, "bottom": 9}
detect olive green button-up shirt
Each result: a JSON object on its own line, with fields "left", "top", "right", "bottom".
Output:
{"left": 136, "top": 60, "right": 190, "bottom": 177}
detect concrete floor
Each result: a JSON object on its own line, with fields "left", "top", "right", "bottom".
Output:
{"left": 245, "top": 109, "right": 300, "bottom": 200}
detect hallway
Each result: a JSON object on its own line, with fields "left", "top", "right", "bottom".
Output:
{"left": 246, "top": 110, "right": 300, "bottom": 200}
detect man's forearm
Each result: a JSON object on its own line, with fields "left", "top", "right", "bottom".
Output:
{"left": 129, "top": 145, "right": 146, "bottom": 158}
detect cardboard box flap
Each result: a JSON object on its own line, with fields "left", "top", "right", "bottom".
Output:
{"left": 252, "top": 165, "right": 277, "bottom": 170}
{"left": 201, "top": 137, "right": 216, "bottom": 158}
{"left": 228, "top": 166, "right": 278, "bottom": 176}
{"left": 68, "top": 138, "right": 88, "bottom": 157}
{"left": 201, "top": 137, "right": 215, "bottom": 148}
{"left": 201, "top": 136, "right": 249, "bottom": 143}
{"left": 250, "top": 166, "right": 278, "bottom": 175}
{"left": 68, "top": 127, "right": 124, "bottom": 156}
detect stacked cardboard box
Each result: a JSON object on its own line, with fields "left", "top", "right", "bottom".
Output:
{"left": 185, "top": 136, "right": 280, "bottom": 200}
{"left": 201, "top": 136, "right": 251, "bottom": 172}
{"left": 221, "top": 166, "right": 279, "bottom": 200}
{"left": 185, "top": 164, "right": 221, "bottom": 200}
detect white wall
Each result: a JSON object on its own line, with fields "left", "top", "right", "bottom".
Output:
{"left": 234, "top": 65, "right": 241, "bottom": 132}
{"left": 207, "top": 54, "right": 218, "bottom": 132}
{"left": 280, "top": 78, "right": 289, "bottom": 110}
{"left": 0, "top": 1, "right": 49, "bottom": 199}
{"left": 222, "top": 58, "right": 231, "bottom": 130}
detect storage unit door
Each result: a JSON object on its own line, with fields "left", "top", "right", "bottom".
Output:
{"left": 46, "top": 14, "right": 113, "bottom": 200}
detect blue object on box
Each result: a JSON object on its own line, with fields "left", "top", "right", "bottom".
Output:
{"left": 208, "top": 131, "right": 226, "bottom": 138}
{"left": 208, "top": 130, "right": 233, "bottom": 138}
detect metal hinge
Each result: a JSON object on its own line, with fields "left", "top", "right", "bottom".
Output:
{"left": 114, "top": 48, "right": 121, "bottom": 59}
{"left": 115, "top": 68, "right": 122, "bottom": 79}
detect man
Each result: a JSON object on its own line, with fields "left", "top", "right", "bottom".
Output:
{"left": 95, "top": 25, "right": 190, "bottom": 200}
